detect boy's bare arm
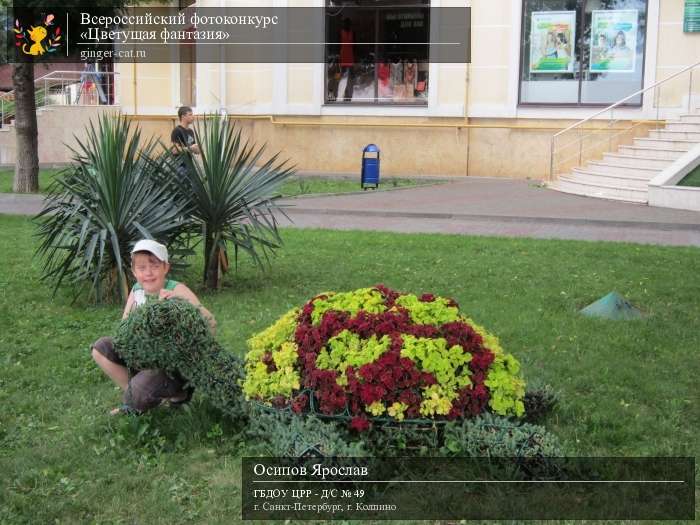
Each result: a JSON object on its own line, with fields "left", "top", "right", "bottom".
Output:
{"left": 122, "top": 292, "right": 135, "bottom": 320}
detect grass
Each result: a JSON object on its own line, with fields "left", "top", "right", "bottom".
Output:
{"left": 1, "top": 214, "right": 698, "bottom": 523}
{"left": 0, "top": 169, "right": 62, "bottom": 193}
{"left": 0, "top": 169, "right": 425, "bottom": 196}
{"left": 279, "top": 176, "right": 425, "bottom": 197}
{"left": 678, "top": 165, "right": 700, "bottom": 187}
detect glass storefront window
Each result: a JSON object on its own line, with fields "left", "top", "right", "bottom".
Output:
{"left": 519, "top": 0, "right": 648, "bottom": 106}
{"left": 325, "top": 1, "right": 429, "bottom": 105}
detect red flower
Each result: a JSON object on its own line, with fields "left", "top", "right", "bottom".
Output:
{"left": 440, "top": 321, "right": 483, "bottom": 352}
{"left": 271, "top": 396, "right": 287, "bottom": 408}
{"left": 291, "top": 393, "right": 309, "bottom": 413}
{"left": 299, "top": 302, "right": 315, "bottom": 323}
{"left": 357, "top": 383, "right": 378, "bottom": 405}
{"left": 349, "top": 397, "right": 362, "bottom": 415}
{"left": 409, "top": 324, "right": 440, "bottom": 338}
{"left": 399, "top": 357, "right": 414, "bottom": 370}
{"left": 350, "top": 416, "right": 371, "bottom": 432}
{"left": 454, "top": 383, "right": 490, "bottom": 416}
{"left": 379, "top": 370, "right": 395, "bottom": 390}
{"left": 470, "top": 350, "right": 495, "bottom": 372}
{"left": 374, "top": 284, "right": 400, "bottom": 307}
{"left": 319, "top": 311, "right": 349, "bottom": 340}
{"left": 398, "top": 389, "right": 421, "bottom": 406}
{"left": 420, "top": 372, "right": 437, "bottom": 386}
{"left": 447, "top": 405, "right": 463, "bottom": 420}
{"left": 261, "top": 351, "right": 277, "bottom": 372}
{"left": 361, "top": 362, "right": 380, "bottom": 381}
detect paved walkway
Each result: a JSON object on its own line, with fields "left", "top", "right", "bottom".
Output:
{"left": 3, "top": 178, "right": 699, "bottom": 246}
{"left": 0, "top": 193, "right": 46, "bottom": 215}
{"left": 279, "top": 179, "right": 700, "bottom": 246}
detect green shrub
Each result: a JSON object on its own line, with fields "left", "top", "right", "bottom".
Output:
{"left": 441, "top": 413, "right": 562, "bottom": 457}
{"left": 523, "top": 384, "right": 559, "bottom": 423}
{"left": 362, "top": 421, "right": 442, "bottom": 456}
{"left": 246, "top": 407, "right": 367, "bottom": 457}
{"left": 113, "top": 298, "right": 247, "bottom": 421}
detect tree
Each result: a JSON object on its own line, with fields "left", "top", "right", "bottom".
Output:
{"left": 173, "top": 116, "right": 294, "bottom": 290}
{"left": 11, "top": 57, "right": 39, "bottom": 192}
{"left": 3, "top": 2, "right": 130, "bottom": 193}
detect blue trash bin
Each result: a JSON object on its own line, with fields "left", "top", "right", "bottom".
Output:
{"left": 361, "top": 144, "right": 380, "bottom": 190}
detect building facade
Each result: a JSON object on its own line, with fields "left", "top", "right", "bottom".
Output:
{"left": 116, "top": 0, "right": 700, "bottom": 179}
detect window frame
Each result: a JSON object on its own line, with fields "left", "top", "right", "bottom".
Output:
{"left": 517, "top": 0, "right": 650, "bottom": 108}
{"left": 323, "top": 2, "right": 431, "bottom": 106}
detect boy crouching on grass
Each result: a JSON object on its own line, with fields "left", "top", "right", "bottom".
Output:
{"left": 91, "top": 239, "right": 216, "bottom": 415}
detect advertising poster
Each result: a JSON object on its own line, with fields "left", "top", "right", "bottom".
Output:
{"left": 590, "top": 10, "right": 638, "bottom": 73}
{"left": 684, "top": 0, "right": 700, "bottom": 32}
{"left": 529, "top": 11, "right": 576, "bottom": 73}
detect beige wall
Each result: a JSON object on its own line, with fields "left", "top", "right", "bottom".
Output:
{"left": 288, "top": 65, "right": 315, "bottom": 105}
{"left": 2, "top": 110, "right": 658, "bottom": 178}
{"left": 125, "top": 116, "right": 471, "bottom": 176}
{"left": 0, "top": 106, "right": 117, "bottom": 165}
{"left": 118, "top": 63, "right": 177, "bottom": 114}
{"left": 468, "top": 0, "right": 513, "bottom": 110}
{"left": 122, "top": 115, "right": 653, "bottom": 180}
{"left": 226, "top": 64, "right": 274, "bottom": 107}
{"left": 656, "top": 1, "right": 700, "bottom": 110}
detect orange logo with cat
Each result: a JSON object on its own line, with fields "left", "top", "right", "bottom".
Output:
{"left": 14, "top": 14, "right": 62, "bottom": 56}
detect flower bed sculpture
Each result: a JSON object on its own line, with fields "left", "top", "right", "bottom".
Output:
{"left": 242, "top": 285, "right": 526, "bottom": 431}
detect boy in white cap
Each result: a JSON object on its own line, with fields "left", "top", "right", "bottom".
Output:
{"left": 91, "top": 239, "right": 216, "bottom": 415}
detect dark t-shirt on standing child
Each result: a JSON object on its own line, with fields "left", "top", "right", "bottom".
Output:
{"left": 171, "top": 125, "right": 195, "bottom": 149}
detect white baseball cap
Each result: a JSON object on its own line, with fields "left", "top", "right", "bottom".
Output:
{"left": 131, "top": 239, "right": 169, "bottom": 263}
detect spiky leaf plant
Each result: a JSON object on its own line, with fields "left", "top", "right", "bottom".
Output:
{"left": 35, "top": 114, "right": 191, "bottom": 302}
{"left": 170, "top": 116, "right": 295, "bottom": 289}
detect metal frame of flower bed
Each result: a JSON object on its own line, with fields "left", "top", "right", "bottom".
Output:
{"left": 251, "top": 387, "right": 547, "bottom": 431}
{"left": 252, "top": 388, "right": 451, "bottom": 428}
{"left": 250, "top": 388, "right": 553, "bottom": 459}
{"left": 249, "top": 389, "right": 546, "bottom": 460}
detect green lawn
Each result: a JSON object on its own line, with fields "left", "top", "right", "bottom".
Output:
{"left": 279, "top": 175, "right": 424, "bottom": 196}
{"left": 0, "top": 170, "right": 425, "bottom": 196}
{"left": 678, "top": 165, "right": 700, "bottom": 187}
{"left": 0, "top": 169, "right": 62, "bottom": 193}
{"left": 1, "top": 214, "right": 698, "bottom": 524}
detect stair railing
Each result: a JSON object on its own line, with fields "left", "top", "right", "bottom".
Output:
{"left": 1, "top": 70, "right": 118, "bottom": 128}
{"left": 549, "top": 60, "right": 700, "bottom": 181}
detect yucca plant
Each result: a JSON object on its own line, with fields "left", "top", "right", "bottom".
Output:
{"left": 35, "top": 114, "right": 191, "bottom": 303}
{"left": 171, "top": 116, "right": 295, "bottom": 289}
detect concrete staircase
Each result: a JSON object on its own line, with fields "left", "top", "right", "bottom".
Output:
{"left": 550, "top": 114, "right": 700, "bottom": 203}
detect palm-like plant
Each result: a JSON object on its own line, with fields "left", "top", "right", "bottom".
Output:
{"left": 35, "top": 114, "right": 191, "bottom": 303}
{"left": 172, "top": 116, "right": 295, "bottom": 289}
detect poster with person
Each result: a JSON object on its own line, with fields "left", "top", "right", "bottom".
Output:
{"left": 529, "top": 11, "right": 576, "bottom": 73}
{"left": 590, "top": 10, "right": 638, "bottom": 73}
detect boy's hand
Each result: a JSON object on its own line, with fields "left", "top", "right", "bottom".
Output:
{"left": 159, "top": 289, "right": 176, "bottom": 300}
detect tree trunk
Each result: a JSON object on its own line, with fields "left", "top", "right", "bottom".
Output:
{"left": 208, "top": 247, "right": 221, "bottom": 290}
{"left": 12, "top": 62, "right": 39, "bottom": 193}
{"left": 204, "top": 232, "right": 220, "bottom": 290}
